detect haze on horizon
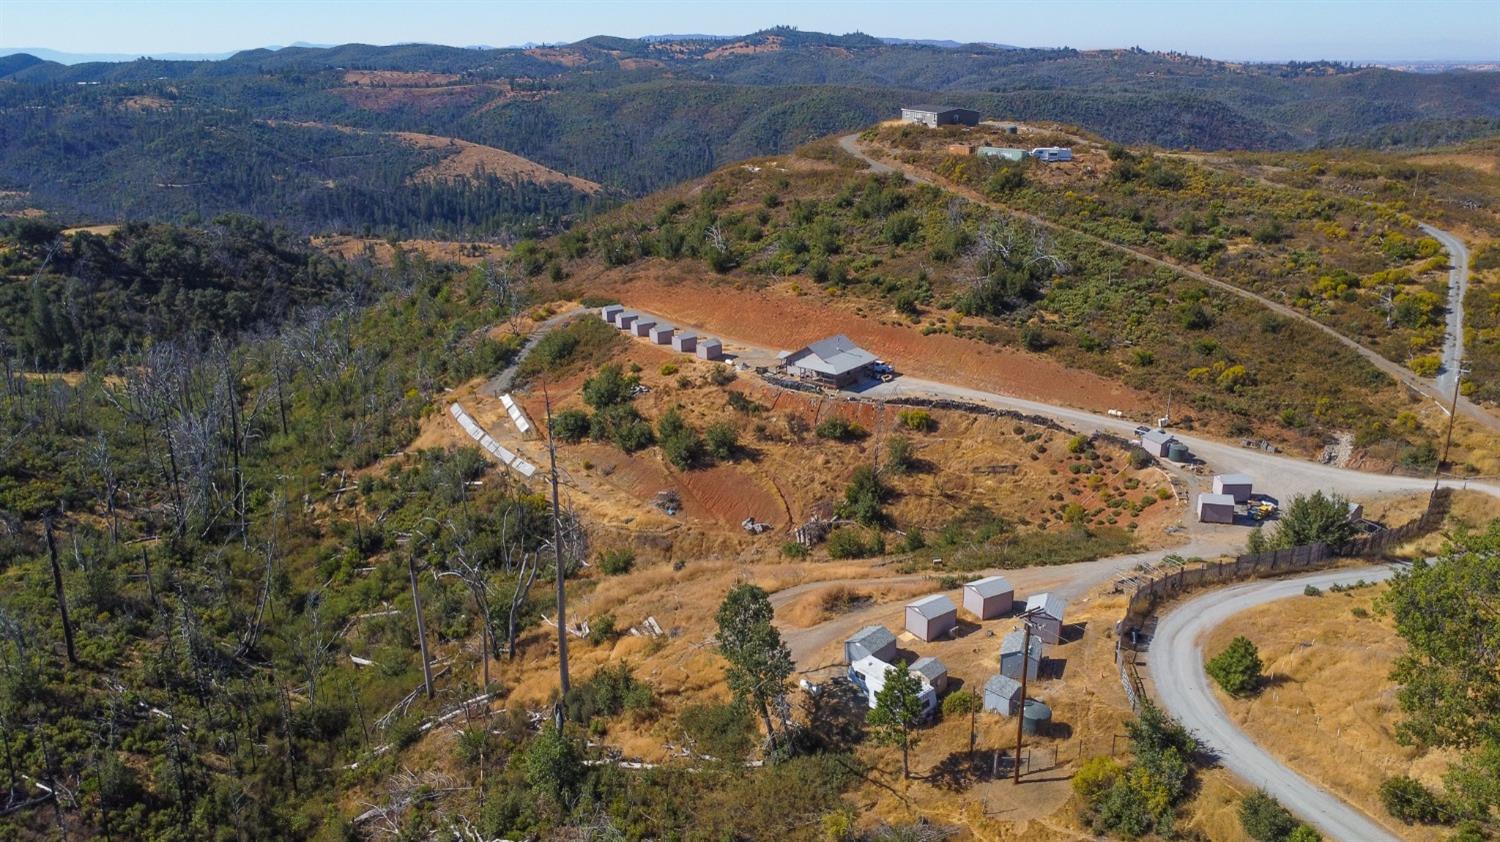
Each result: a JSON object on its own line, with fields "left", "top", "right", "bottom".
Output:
{"left": 1, "top": 0, "right": 1497, "bottom": 64}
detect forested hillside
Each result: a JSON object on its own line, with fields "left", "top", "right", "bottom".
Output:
{"left": 1, "top": 28, "right": 1496, "bottom": 236}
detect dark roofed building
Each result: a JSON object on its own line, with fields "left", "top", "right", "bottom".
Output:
{"left": 900, "top": 105, "right": 980, "bottom": 128}
{"left": 783, "top": 334, "right": 878, "bottom": 388}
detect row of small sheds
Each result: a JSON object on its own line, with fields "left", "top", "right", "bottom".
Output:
{"left": 900, "top": 581, "right": 1065, "bottom": 643}
{"left": 600, "top": 304, "right": 722, "bottom": 360}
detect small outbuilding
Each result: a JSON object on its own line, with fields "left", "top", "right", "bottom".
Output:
{"left": 905, "top": 594, "right": 958, "bottom": 642}
{"left": 616, "top": 312, "right": 639, "bottom": 331}
{"left": 1025, "top": 592, "right": 1066, "bottom": 645}
{"left": 844, "top": 625, "right": 898, "bottom": 664}
{"left": 600, "top": 304, "right": 623, "bottom": 323}
{"left": 671, "top": 332, "right": 697, "bottom": 353}
{"left": 632, "top": 318, "right": 656, "bottom": 338}
{"left": 1347, "top": 501, "right": 1364, "bottom": 522}
{"left": 1139, "top": 428, "right": 1176, "bottom": 457}
{"left": 847, "top": 656, "right": 938, "bottom": 717}
{"left": 963, "top": 575, "right": 1014, "bottom": 620}
{"left": 1212, "top": 473, "right": 1253, "bottom": 503}
{"left": 947, "top": 143, "right": 976, "bottom": 156}
{"left": 909, "top": 656, "right": 949, "bottom": 694}
{"left": 900, "top": 105, "right": 980, "bottom": 128}
{"left": 999, "top": 630, "right": 1043, "bottom": 681}
{"left": 648, "top": 324, "right": 675, "bottom": 344}
{"left": 1196, "top": 493, "right": 1236, "bottom": 525}
{"left": 1030, "top": 147, "right": 1074, "bottom": 162}
{"left": 983, "top": 673, "right": 1024, "bottom": 715}
{"left": 696, "top": 338, "right": 723, "bottom": 361}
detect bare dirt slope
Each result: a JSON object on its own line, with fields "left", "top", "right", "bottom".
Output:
{"left": 394, "top": 131, "right": 601, "bottom": 192}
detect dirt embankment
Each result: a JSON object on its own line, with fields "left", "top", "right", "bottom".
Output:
{"left": 394, "top": 131, "right": 600, "bottom": 192}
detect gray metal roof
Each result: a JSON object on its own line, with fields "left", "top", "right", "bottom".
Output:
{"left": 1001, "top": 629, "right": 1044, "bottom": 658}
{"left": 910, "top": 656, "right": 946, "bottom": 682}
{"left": 985, "top": 673, "right": 1022, "bottom": 698}
{"left": 1198, "top": 493, "right": 1236, "bottom": 506}
{"left": 700, "top": 337, "right": 722, "bottom": 346}
{"left": 784, "top": 334, "right": 877, "bottom": 377}
{"left": 1141, "top": 428, "right": 1175, "bottom": 445}
{"left": 674, "top": 330, "right": 697, "bottom": 340}
{"left": 966, "top": 575, "right": 1013, "bottom": 599}
{"left": 1216, "top": 473, "right": 1253, "bottom": 485}
{"left": 908, "top": 594, "right": 957, "bottom": 619}
{"left": 847, "top": 624, "right": 895, "bottom": 649}
{"left": 1026, "top": 592, "right": 1066, "bottom": 622}
{"left": 904, "top": 104, "right": 974, "bottom": 115}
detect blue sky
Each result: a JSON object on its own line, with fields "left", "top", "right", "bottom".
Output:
{"left": 2, "top": 0, "right": 1496, "bottom": 62}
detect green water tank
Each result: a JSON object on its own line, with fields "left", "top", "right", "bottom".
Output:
{"left": 1021, "top": 699, "right": 1052, "bottom": 736}
{"left": 1167, "top": 441, "right": 1190, "bottom": 463}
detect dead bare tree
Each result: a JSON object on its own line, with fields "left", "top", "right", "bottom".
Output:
{"left": 407, "top": 551, "right": 434, "bottom": 700}
{"left": 42, "top": 514, "right": 78, "bottom": 666}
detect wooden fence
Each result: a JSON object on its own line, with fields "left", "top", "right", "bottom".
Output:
{"left": 1119, "top": 489, "right": 1450, "bottom": 634}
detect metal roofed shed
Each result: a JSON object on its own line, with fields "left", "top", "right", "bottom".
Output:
{"left": 844, "top": 624, "right": 897, "bottom": 664}
{"left": 1025, "top": 592, "right": 1066, "bottom": 644}
{"left": 600, "top": 304, "right": 623, "bottom": 323}
{"left": 963, "top": 575, "right": 1014, "bottom": 620}
{"left": 1139, "top": 428, "right": 1176, "bottom": 457}
{"left": 1197, "top": 492, "right": 1236, "bottom": 525}
{"left": 696, "top": 338, "right": 723, "bottom": 360}
{"left": 1213, "top": 473, "right": 1253, "bottom": 503}
{"left": 999, "top": 629, "right": 1043, "bottom": 680}
{"left": 783, "top": 334, "right": 879, "bottom": 388}
{"left": 648, "top": 323, "right": 675, "bottom": 344}
{"left": 900, "top": 105, "right": 980, "bottom": 128}
{"left": 909, "top": 656, "right": 949, "bottom": 694}
{"left": 616, "top": 312, "right": 639, "bottom": 331}
{"left": 632, "top": 318, "right": 656, "bottom": 337}
{"left": 905, "top": 594, "right": 958, "bottom": 642}
{"left": 671, "top": 332, "right": 697, "bottom": 353}
{"left": 983, "top": 673, "right": 1024, "bottom": 715}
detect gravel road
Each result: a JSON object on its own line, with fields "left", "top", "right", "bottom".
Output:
{"left": 1149, "top": 566, "right": 1405, "bottom": 842}
{"left": 1422, "top": 223, "right": 1470, "bottom": 400}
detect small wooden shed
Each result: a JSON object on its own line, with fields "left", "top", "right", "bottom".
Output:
{"left": 963, "top": 575, "right": 1014, "bottom": 620}
{"left": 844, "top": 625, "right": 897, "bottom": 664}
{"left": 1196, "top": 493, "right": 1236, "bottom": 525}
{"left": 905, "top": 594, "right": 957, "bottom": 642}
{"left": 999, "top": 629, "right": 1043, "bottom": 681}
{"left": 1026, "top": 592, "right": 1066, "bottom": 644}
{"left": 909, "top": 656, "right": 949, "bottom": 694}
{"left": 1212, "top": 473, "right": 1253, "bottom": 503}
{"left": 983, "top": 673, "right": 1024, "bottom": 715}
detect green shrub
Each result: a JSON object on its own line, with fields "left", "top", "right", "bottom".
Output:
{"left": 1067, "top": 435, "right": 1090, "bottom": 454}
{"left": 565, "top": 663, "right": 655, "bottom": 723}
{"left": 1072, "top": 756, "right": 1124, "bottom": 801}
{"left": 826, "top": 527, "right": 883, "bottom": 559}
{"left": 1206, "top": 636, "right": 1263, "bottom": 697}
{"left": 885, "top": 435, "right": 916, "bottom": 474}
{"left": 1240, "top": 789, "right": 1298, "bottom": 841}
{"left": 679, "top": 699, "right": 754, "bottom": 762}
{"left": 583, "top": 363, "right": 638, "bottom": 409}
{"left": 781, "top": 541, "right": 809, "bottom": 559}
{"left": 597, "top": 548, "right": 635, "bottom": 575}
{"left": 726, "top": 391, "right": 763, "bottom": 414}
{"left": 815, "top": 417, "right": 866, "bottom": 441}
{"left": 837, "top": 465, "right": 887, "bottom": 527}
{"left": 1303, "top": 584, "right": 1322, "bottom": 596}
{"left": 659, "top": 362, "right": 678, "bottom": 376}
{"left": 550, "top": 409, "right": 590, "bottom": 443}
{"left": 897, "top": 409, "right": 935, "bottom": 432}
{"left": 940, "top": 690, "right": 979, "bottom": 718}
{"left": 588, "top": 613, "right": 618, "bottom": 646}
{"left": 705, "top": 422, "right": 739, "bottom": 460}
{"left": 1379, "top": 776, "right": 1448, "bottom": 825}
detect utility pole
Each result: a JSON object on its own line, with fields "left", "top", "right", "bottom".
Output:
{"left": 1014, "top": 607, "right": 1042, "bottom": 785}
{"left": 1431, "top": 363, "right": 1469, "bottom": 507}
{"left": 544, "top": 381, "right": 571, "bottom": 730}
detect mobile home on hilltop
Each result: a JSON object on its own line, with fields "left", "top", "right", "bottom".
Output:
{"left": 847, "top": 656, "right": 939, "bottom": 717}
{"left": 900, "top": 105, "right": 980, "bottom": 128}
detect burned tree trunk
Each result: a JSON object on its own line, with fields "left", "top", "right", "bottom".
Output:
{"left": 43, "top": 516, "right": 78, "bottom": 666}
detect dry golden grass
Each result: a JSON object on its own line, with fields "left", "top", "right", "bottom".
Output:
{"left": 393, "top": 131, "right": 601, "bottom": 192}
{"left": 1203, "top": 583, "right": 1455, "bottom": 841}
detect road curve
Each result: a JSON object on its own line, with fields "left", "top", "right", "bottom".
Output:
{"left": 1149, "top": 566, "right": 1403, "bottom": 842}
{"left": 1421, "top": 223, "right": 1470, "bottom": 400}
{"left": 836, "top": 134, "right": 1500, "bottom": 434}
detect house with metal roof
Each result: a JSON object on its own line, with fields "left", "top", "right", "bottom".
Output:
{"left": 844, "top": 625, "right": 897, "bottom": 664}
{"left": 983, "top": 673, "right": 1024, "bottom": 715}
{"left": 905, "top": 594, "right": 957, "bottom": 642}
{"left": 963, "top": 575, "right": 1014, "bottom": 620}
{"left": 999, "top": 629, "right": 1044, "bottom": 680}
{"left": 900, "top": 105, "right": 980, "bottom": 128}
{"left": 909, "top": 656, "right": 949, "bottom": 694}
{"left": 783, "top": 334, "right": 879, "bottom": 388}
{"left": 1026, "top": 592, "right": 1066, "bottom": 644}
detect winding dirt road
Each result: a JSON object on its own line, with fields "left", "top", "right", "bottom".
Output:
{"left": 1150, "top": 566, "right": 1405, "bottom": 842}
{"left": 837, "top": 133, "right": 1499, "bottom": 433}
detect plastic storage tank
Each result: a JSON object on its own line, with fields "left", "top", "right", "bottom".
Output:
{"left": 1166, "top": 441, "right": 1190, "bottom": 463}
{"left": 1021, "top": 699, "right": 1052, "bottom": 736}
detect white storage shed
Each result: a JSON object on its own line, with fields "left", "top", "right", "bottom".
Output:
{"left": 649, "top": 324, "right": 675, "bottom": 344}
{"left": 983, "top": 674, "right": 1024, "bottom": 715}
{"left": 671, "top": 332, "right": 697, "bottom": 353}
{"left": 999, "top": 629, "right": 1043, "bottom": 680}
{"left": 697, "top": 338, "right": 723, "bottom": 360}
{"left": 905, "top": 594, "right": 958, "bottom": 642}
{"left": 1213, "top": 473, "right": 1253, "bottom": 503}
{"left": 1025, "top": 592, "right": 1066, "bottom": 644}
{"left": 909, "top": 656, "right": 949, "bottom": 694}
{"left": 963, "top": 575, "right": 1014, "bottom": 620}
{"left": 1197, "top": 493, "right": 1236, "bottom": 525}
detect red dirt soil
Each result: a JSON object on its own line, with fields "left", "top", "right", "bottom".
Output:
{"left": 590, "top": 263, "right": 1149, "bottom": 414}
